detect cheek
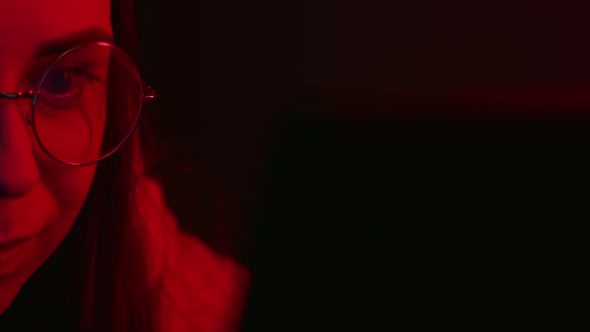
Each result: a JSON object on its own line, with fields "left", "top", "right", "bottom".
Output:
{"left": 32, "top": 86, "right": 107, "bottom": 164}
{"left": 34, "top": 144, "right": 97, "bottom": 227}
{"left": 40, "top": 164, "right": 96, "bottom": 215}
{"left": 0, "top": 154, "right": 96, "bottom": 241}
{"left": 17, "top": 163, "right": 97, "bottom": 285}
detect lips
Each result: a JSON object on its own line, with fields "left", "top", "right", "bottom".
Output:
{"left": 0, "top": 235, "right": 31, "bottom": 276}
{"left": 0, "top": 237, "right": 30, "bottom": 251}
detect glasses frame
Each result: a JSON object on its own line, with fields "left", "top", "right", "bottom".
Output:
{"left": 0, "top": 41, "right": 157, "bottom": 166}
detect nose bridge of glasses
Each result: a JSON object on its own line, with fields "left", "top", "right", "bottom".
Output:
{"left": 0, "top": 90, "right": 31, "bottom": 128}
{"left": 0, "top": 67, "right": 36, "bottom": 146}
{"left": 0, "top": 90, "right": 34, "bottom": 127}
{"left": 0, "top": 93, "right": 35, "bottom": 164}
{"left": 0, "top": 63, "right": 34, "bottom": 103}
{"left": 0, "top": 99, "right": 40, "bottom": 198}
{"left": 0, "top": 90, "right": 33, "bottom": 99}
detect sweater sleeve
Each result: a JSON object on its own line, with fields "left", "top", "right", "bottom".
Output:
{"left": 137, "top": 177, "right": 251, "bottom": 332}
{"left": 162, "top": 232, "right": 251, "bottom": 332}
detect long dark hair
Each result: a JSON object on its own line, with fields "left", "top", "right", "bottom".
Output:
{"left": 92, "top": 2, "right": 159, "bottom": 332}
{"left": 74, "top": 0, "right": 161, "bottom": 330}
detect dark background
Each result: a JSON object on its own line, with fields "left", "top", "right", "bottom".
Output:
{"left": 134, "top": 1, "right": 590, "bottom": 330}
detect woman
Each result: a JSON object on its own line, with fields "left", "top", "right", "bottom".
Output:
{"left": 0, "top": 0, "right": 250, "bottom": 331}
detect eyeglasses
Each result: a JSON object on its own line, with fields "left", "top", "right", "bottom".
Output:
{"left": 0, "top": 41, "right": 157, "bottom": 166}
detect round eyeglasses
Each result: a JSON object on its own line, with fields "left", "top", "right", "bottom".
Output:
{"left": 0, "top": 41, "right": 157, "bottom": 166}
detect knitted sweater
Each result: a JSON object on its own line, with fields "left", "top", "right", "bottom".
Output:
{"left": 138, "top": 178, "right": 251, "bottom": 332}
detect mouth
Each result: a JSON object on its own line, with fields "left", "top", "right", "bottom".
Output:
{"left": 0, "top": 237, "right": 31, "bottom": 251}
{"left": 0, "top": 236, "right": 33, "bottom": 276}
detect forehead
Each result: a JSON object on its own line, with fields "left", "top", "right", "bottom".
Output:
{"left": 0, "top": 0, "right": 111, "bottom": 63}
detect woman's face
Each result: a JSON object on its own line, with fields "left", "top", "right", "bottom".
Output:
{"left": 0, "top": 0, "right": 112, "bottom": 314}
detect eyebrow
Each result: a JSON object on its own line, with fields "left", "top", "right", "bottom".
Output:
{"left": 34, "top": 27, "right": 114, "bottom": 58}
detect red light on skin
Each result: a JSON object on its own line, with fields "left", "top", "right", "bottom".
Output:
{"left": 0, "top": 237, "right": 33, "bottom": 278}
{"left": 0, "top": 0, "right": 112, "bottom": 316}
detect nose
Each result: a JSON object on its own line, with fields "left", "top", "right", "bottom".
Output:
{"left": 0, "top": 98, "right": 40, "bottom": 198}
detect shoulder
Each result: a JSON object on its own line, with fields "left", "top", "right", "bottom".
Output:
{"left": 136, "top": 177, "right": 251, "bottom": 332}
{"left": 160, "top": 232, "right": 251, "bottom": 332}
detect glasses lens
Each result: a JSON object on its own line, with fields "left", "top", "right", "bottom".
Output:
{"left": 32, "top": 43, "right": 142, "bottom": 165}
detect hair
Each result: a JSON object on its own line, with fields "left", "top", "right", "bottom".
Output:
{"left": 70, "top": 0, "right": 161, "bottom": 330}
{"left": 90, "top": 1, "right": 160, "bottom": 331}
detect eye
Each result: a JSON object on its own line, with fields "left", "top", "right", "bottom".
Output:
{"left": 37, "top": 65, "right": 105, "bottom": 110}
{"left": 43, "top": 70, "right": 75, "bottom": 95}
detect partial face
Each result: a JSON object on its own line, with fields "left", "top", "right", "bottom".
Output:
{"left": 0, "top": 0, "right": 112, "bottom": 313}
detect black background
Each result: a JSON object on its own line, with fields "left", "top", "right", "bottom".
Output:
{"left": 134, "top": 1, "right": 590, "bottom": 330}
